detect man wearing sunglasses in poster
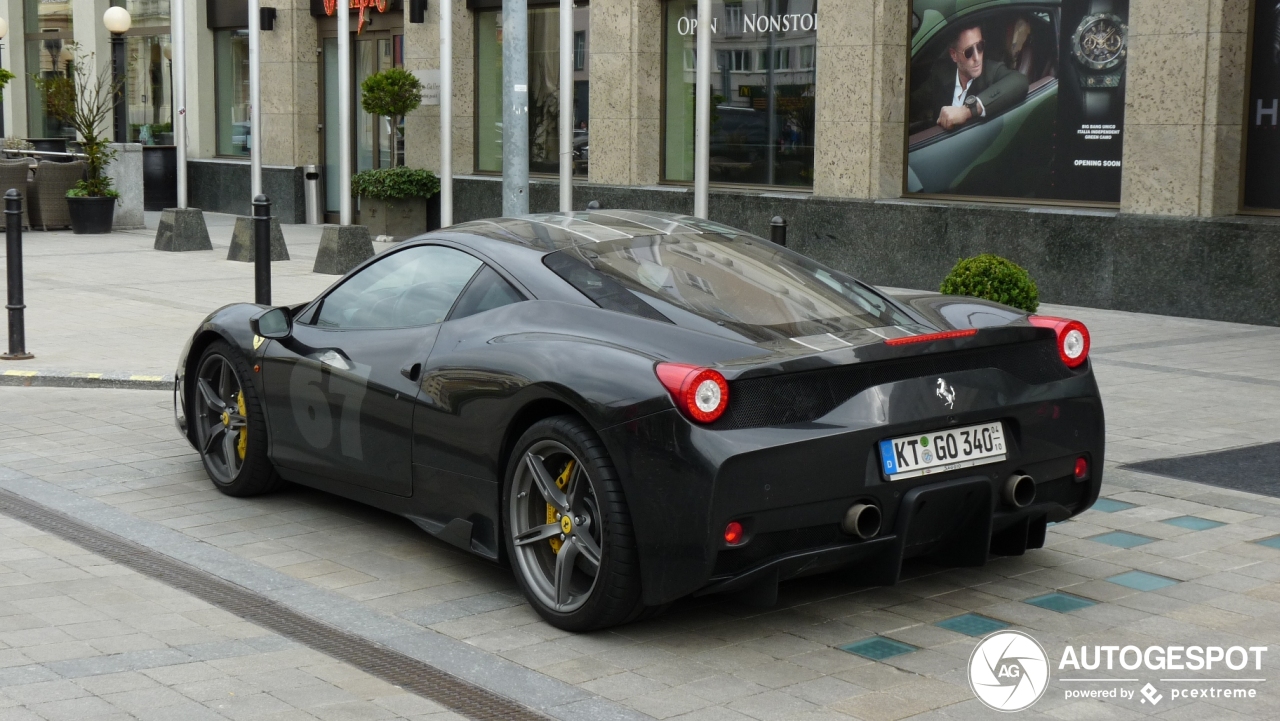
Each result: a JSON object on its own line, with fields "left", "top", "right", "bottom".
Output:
{"left": 911, "top": 24, "right": 1029, "bottom": 133}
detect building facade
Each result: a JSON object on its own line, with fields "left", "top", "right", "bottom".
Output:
{"left": 1, "top": 0, "right": 1276, "bottom": 324}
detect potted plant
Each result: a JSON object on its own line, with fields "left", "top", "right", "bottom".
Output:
{"left": 36, "top": 44, "right": 120, "bottom": 234}
{"left": 359, "top": 67, "right": 422, "bottom": 169}
{"left": 351, "top": 167, "right": 440, "bottom": 240}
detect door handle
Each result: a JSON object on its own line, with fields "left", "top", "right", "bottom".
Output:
{"left": 401, "top": 363, "right": 421, "bottom": 382}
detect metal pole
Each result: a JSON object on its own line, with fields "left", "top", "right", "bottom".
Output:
{"left": 112, "top": 34, "right": 127, "bottom": 143}
{"left": 338, "top": 0, "right": 353, "bottom": 225}
{"left": 440, "top": 0, "right": 453, "bottom": 226}
{"left": 693, "top": 0, "right": 711, "bottom": 219}
{"left": 172, "top": 0, "right": 187, "bottom": 208}
{"left": 770, "top": 216, "right": 786, "bottom": 247}
{"left": 766, "top": 0, "right": 776, "bottom": 186}
{"left": 502, "top": 0, "right": 529, "bottom": 217}
{"left": 1, "top": 44, "right": 6, "bottom": 139}
{"left": 2, "top": 189, "right": 31, "bottom": 360}
{"left": 558, "top": 0, "right": 572, "bottom": 213}
{"left": 253, "top": 195, "right": 271, "bottom": 305}
{"left": 249, "top": 0, "right": 262, "bottom": 198}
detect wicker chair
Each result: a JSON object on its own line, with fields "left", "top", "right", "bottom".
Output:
{"left": 28, "top": 160, "right": 86, "bottom": 231}
{"left": 0, "top": 158, "right": 32, "bottom": 230}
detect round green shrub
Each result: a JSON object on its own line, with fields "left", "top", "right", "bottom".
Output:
{"left": 939, "top": 254, "right": 1039, "bottom": 313}
{"left": 351, "top": 167, "right": 440, "bottom": 200}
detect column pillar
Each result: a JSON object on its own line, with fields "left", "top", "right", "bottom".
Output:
{"left": 1120, "top": 0, "right": 1248, "bottom": 216}
{"left": 813, "top": 0, "right": 904, "bottom": 199}
{"left": 3, "top": 0, "right": 28, "bottom": 140}
{"left": 588, "top": 0, "right": 661, "bottom": 186}
{"left": 404, "top": 1, "right": 473, "bottom": 175}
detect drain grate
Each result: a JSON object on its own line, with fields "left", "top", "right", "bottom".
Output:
{"left": 0, "top": 488, "right": 548, "bottom": 721}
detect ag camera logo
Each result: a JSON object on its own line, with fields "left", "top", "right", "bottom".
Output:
{"left": 969, "top": 631, "right": 1050, "bottom": 712}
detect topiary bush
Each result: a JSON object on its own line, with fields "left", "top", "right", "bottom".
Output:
{"left": 940, "top": 254, "right": 1039, "bottom": 313}
{"left": 351, "top": 167, "right": 440, "bottom": 200}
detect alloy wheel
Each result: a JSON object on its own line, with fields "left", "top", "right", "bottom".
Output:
{"left": 194, "top": 353, "right": 248, "bottom": 484}
{"left": 509, "top": 440, "right": 603, "bottom": 613}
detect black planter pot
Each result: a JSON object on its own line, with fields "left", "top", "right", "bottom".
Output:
{"left": 67, "top": 196, "right": 116, "bottom": 234}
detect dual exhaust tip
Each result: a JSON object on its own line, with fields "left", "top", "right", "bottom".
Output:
{"left": 842, "top": 474, "right": 1035, "bottom": 540}
{"left": 842, "top": 503, "right": 882, "bottom": 540}
{"left": 1004, "top": 474, "right": 1036, "bottom": 508}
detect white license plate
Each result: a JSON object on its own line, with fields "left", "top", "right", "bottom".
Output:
{"left": 878, "top": 422, "right": 1006, "bottom": 481}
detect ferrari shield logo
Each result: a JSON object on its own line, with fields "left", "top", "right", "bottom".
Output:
{"left": 936, "top": 378, "right": 956, "bottom": 409}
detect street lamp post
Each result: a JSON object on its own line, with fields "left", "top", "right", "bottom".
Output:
{"left": 0, "top": 17, "right": 8, "bottom": 139}
{"left": 104, "top": 7, "right": 132, "bottom": 144}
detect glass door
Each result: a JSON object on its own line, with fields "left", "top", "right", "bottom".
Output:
{"left": 323, "top": 37, "right": 341, "bottom": 214}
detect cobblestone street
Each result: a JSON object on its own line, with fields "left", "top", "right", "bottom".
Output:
{"left": 2, "top": 218, "right": 1280, "bottom": 719}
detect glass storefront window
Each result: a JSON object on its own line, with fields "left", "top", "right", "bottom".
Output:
{"left": 214, "top": 29, "right": 251, "bottom": 157}
{"left": 662, "top": 0, "right": 817, "bottom": 188}
{"left": 112, "top": 0, "right": 172, "bottom": 145}
{"left": 475, "top": 6, "right": 590, "bottom": 175}
{"left": 25, "top": 0, "right": 75, "bottom": 139}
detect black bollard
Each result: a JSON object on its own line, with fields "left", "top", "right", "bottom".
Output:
{"left": 2, "top": 189, "right": 32, "bottom": 360}
{"left": 253, "top": 194, "right": 272, "bottom": 306}
{"left": 770, "top": 216, "right": 787, "bottom": 247}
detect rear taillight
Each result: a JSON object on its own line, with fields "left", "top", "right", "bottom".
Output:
{"left": 1029, "top": 315, "right": 1090, "bottom": 368}
{"left": 655, "top": 363, "right": 730, "bottom": 423}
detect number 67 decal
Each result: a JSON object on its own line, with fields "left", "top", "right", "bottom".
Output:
{"left": 288, "top": 354, "right": 370, "bottom": 459}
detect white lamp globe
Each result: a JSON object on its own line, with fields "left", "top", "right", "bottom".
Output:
{"left": 103, "top": 7, "right": 131, "bottom": 34}
{"left": 0, "top": 18, "right": 9, "bottom": 41}
{"left": 163, "top": 44, "right": 172, "bottom": 60}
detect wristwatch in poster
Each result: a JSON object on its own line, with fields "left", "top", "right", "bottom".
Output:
{"left": 1070, "top": 0, "right": 1128, "bottom": 120}
{"left": 963, "top": 94, "right": 981, "bottom": 119}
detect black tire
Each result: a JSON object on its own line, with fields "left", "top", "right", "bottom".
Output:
{"left": 503, "top": 415, "right": 645, "bottom": 631}
{"left": 191, "top": 341, "right": 283, "bottom": 497}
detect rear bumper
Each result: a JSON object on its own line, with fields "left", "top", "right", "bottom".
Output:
{"left": 600, "top": 367, "right": 1104, "bottom": 606}
{"left": 696, "top": 475, "right": 1087, "bottom": 596}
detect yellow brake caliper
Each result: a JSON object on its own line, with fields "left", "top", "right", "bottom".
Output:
{"left": 236, "top": 391, "right": 248, "bottom": 460}
{"left": 546, "top": 460, "right": 574, "bottom": 554}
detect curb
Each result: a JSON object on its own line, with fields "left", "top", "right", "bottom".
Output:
{"left": 0, "top": 369, "right": 172, "bottom": 390}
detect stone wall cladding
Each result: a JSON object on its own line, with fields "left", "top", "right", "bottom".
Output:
{"left": 455, "top": 176, "right": 1280, "bottom": 326}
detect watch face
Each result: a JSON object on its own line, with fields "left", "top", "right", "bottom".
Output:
{"left": 1072, "top": 13, "right": 1128, "bottom": 71}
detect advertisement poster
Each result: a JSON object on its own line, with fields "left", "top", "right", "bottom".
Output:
{"left": 906, "top": 0, "right": 1128, "bottom": 203}
{"left": 1244, "top": 2, "right": 1280, "bottom": 210}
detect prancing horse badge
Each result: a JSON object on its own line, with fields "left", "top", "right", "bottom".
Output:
{"left": 936, "top": 378, "right": 956, "bottom": 409}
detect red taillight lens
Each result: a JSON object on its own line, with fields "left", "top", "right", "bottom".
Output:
{"left": 884, "top": 328, "right": 978, "bottom": 346}
{"left": 1029, "top": 315, "right": 1091, "bottom": 368}
{"left": 724, "top": 521, "right": 744, "bottom": 545}
{"left": 655, "top": 363, "right": 730, "bottom": 423}
{"left": 1074, "top": 457, "right": 1089, "bottom": 480}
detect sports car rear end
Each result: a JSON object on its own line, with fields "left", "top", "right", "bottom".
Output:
{"left": 537, "top": 225, "right": 1104, "bottom": 606}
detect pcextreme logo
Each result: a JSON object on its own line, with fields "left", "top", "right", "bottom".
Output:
{"left": 967, "top": 631, "right": 1269, "bottom": 711}
{"left": 968, "top": 631, "right": 1050, "bottom": 712}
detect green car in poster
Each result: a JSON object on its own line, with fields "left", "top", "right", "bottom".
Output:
{"left": 907, "top": 0, "right": 1063, "bottom": 198}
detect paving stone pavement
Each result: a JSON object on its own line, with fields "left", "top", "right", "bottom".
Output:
{"left": 4, "top": 223, "right": 1280, "bottom": 719}
{"left": 0, "top": 512, "right": 462, "bottom": 721}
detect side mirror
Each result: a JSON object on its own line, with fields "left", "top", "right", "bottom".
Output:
{"left": 250, "top": 307, "right": 292, "bottom": 339}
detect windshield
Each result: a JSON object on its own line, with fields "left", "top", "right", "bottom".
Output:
{"left": 544, "top": 233, "right": 912, "bottom": 343}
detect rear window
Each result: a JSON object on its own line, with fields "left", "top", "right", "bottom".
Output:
{"left": 543, "top": 234, "right": 911, "bottom": 342}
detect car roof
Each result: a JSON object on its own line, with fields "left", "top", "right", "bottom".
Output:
{"left": 443, "top": 210, "right": 749, "bottom": 253}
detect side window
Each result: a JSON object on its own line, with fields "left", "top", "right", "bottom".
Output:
{"left": 316, "top": 246, "right": 483, "bottom": 329}
{"left": 449, "top": 266, "right": 525, "bottom": 321}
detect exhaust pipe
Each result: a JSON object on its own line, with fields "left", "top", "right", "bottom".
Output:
{"left": 842, "top": 503, "right": 882, "bottom": 540}
{"left": 1004, "top": 474, "right": 1036, "bottom": 508}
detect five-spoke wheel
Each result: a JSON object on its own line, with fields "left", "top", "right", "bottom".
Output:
{"left": 504, "top": 416, "right": 646, "bottom": 631}
{"left": 192, "top": 341, "right": 282, "bottom": 497}
{"left": 509, "top": 440, "right": 604, "bottom": 613}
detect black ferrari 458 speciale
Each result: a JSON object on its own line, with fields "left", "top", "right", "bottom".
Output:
{"left": 175, "top": 210, "right": 1104, "bottom": 631}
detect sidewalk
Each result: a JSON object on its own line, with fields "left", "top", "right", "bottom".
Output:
{"left": 2, "top": 218, "right": 1280, "bottom": 719}
{"left": 0, "top": 212, "right": 336, "bottom": 379}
